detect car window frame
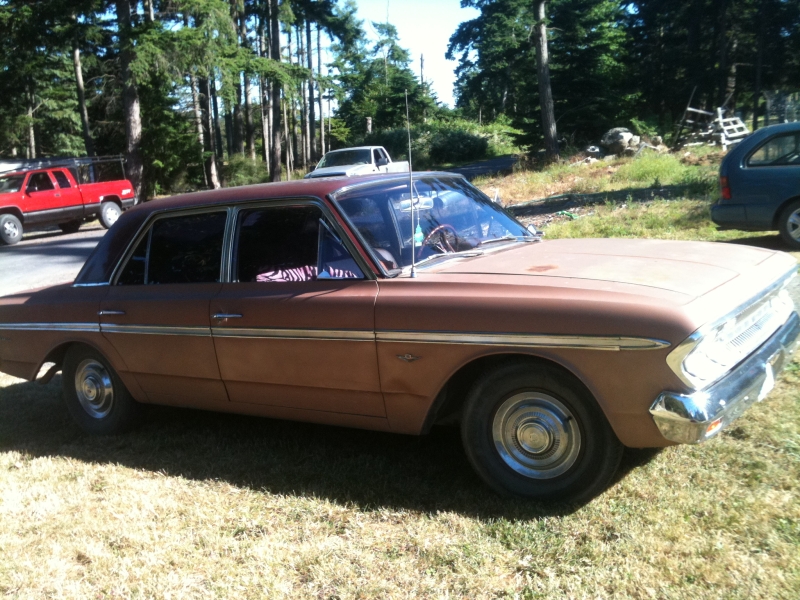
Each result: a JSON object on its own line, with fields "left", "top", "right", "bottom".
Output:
{"left": 26, "top": 171, "right": 56, "bottom": 193}
{"left": 111, "top": 206, "right": 234, "bottom": 286}
{"left": 52, "top": 169, "right": 72, "bottom": 189}
{"left": 745, "top": 132, "right": 800, "bottom": 168}
{"left": 228, "top": 197, "right": 375, "bottom": 284}
{"left": 110, "top": 197, "right": 376, "bottom": 286}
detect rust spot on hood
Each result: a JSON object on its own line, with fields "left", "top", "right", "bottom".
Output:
{"left": 527, "top": 264, "right": 558, "bottom": 273}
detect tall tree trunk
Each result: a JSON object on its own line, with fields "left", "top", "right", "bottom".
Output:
{"left": 240, "top": 7, "right": 255, "bottom": 160}
{"left": 298, "top": 25, "right": 309, "bottom": 167}
{"left": 225, "top": 111, "right": 234, "bottom": 156}
{"left": 752, "top": 2, "right": 765, "bottom": 129}
{"left": 317, "top": 26, "right": 325, "bottom": 156}
{"left": 72, "top": 46, "right": 94, "bottom": 156}
{"left": 717, "top": 0, "right": 729, "bottom": 107}
{"left": 199, "top": 77, "right": 221, "bottom": 189}
{"left": 268, "top": 0, "right": 282, "bottom": 181}
{"left": 190, "top": 73, "right": 209, "bottom": 188}
{"left": 26, "top": 88, "right": 36, "bottom": 159}
{"left": 115, "top": 0, "right": 144, "bottom": 200}
{"left": 283, "top": 98, "right": 293, "bottom": 179}
{"left": 144, "top": 0, "right": 154, "bottom": 23}
{"left": 258, "top": 14, "right": 270, "bottom": 164}
{"left": 210, "top": 71, "right": 224, "bottom": 162}
{"left": 306, "top": 20, "right": 316, "bottom": 161}
{"left": 533, "top": 1, "right": 558, "bottom": 162}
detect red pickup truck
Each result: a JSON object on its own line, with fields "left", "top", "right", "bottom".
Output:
{"left": 0, "top": 167, "right": 136, "bottom": 245}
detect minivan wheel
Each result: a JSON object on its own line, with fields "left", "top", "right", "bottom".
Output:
{"left": 461, "top": 361, "right": 623, "bottom": 503}
{"left": 778, "top": 200, "right": 800, "bottom": 249}
{"left": 0, "top": 214, "right": 22, "bottom": 245}
{"left": 62, "top": 345, "right": 142, "bottom": 435}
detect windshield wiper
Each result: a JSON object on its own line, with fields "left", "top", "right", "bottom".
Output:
{"left": 478, "top": 235, "right": 533, "bottom": 247}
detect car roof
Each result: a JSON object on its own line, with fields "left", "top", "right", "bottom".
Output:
{"left": 125, "top": 171, "right": 463, "bottom": 218}
{"left": 325, "top": 146, "right": 381, "bottom": 152}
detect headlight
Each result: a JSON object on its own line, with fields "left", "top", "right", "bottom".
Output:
{"left": 670, "top": 286, "right": 795, "bottom": 390}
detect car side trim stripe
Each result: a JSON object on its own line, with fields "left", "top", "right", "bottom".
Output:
{"left": 0, "top": 322, "right": 100, "bottom": 333}
{"left": 211, "top": 327, "right": 374, "bottom": 341}
{"left": 0, "top": 323, "right": 670, "bottom": 350}
{"left": 375, "top": 330, "right": 670, "bottom": 351}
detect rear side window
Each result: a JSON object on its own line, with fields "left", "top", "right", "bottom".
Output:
{"left": 748, "top": 133, "right": 800, "bottom": 167}
{"left": 53, "top": 171, "right": 71, "bottom": 188}
{"left": 117, "top": 211, "right": 227, "bottom": 285}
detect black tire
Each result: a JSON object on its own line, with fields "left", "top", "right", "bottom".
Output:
{"left": 461, "top": 360, "right": 623, "bottom": 503}
{"left": 99, "top": 201, "right": 122, "bottom": 229}
{"left": 0, "top": 213, "right": 22, "bottom": 245}
{"left": 778, "top": 200, "right": 800, "bottom": 249}
{"left": 62, "top": 345, "right": 142, "bottom": 435}
{"left": 59, "top": 220, "right": 82, "bottom": 234}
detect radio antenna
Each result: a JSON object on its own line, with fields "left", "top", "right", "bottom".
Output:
{"left": 405, "top": 89, "right": 417, "bottom": 278}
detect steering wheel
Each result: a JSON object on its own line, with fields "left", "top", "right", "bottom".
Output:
{"left": 417, "top": 223, "right": 460, "bottom": 260}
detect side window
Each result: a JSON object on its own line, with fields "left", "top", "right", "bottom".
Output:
{"left": 748, "top": 134, "right": 800, "bottom": 167}
{"left": 235, "top": 204, "right": 363, "bottom": 283}
{"left": 53, "top": 171, "right": 71, "bottom": 188}
{"left": 26, "top": 172, "right": 54, "bottom": 192}
{"left": 373, "top": 149, "right": 382, "bottom": 164}
{"left": 116, "top": 211, "right": 227, "bottom": 285}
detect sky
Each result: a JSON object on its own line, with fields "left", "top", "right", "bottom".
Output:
{"left": 353, "top": 0, "right": 480, "bottom": 107}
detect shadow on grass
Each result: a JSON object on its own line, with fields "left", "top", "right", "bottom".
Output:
{"left": 0, "top": 376, "right": 660, "bottom": 520}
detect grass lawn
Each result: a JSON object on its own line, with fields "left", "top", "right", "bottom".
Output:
{"left": 2, "top": 152, "right": 799, "bottom": 598}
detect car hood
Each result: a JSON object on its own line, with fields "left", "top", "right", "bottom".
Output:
{"left": 431, "top": 238, "right": 782, "bottom": 299}
{"left": 305, "top": 164, "right": 373, "bottom": 178}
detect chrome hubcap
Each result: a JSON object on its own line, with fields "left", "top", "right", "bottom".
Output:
{"left": 74, "top": 359, "right": 114, "bottom": 419}
{"left": 787, "top": 209, "right": 800, "bottom": 241}
{"left": 3, "top": 221, "right": 19, "bottom": 237}
{"left": 492, "top": 392, "right": 581, "bottom": 479}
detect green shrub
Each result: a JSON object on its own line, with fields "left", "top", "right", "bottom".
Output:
{"left": 222, "top": 155, "right": 270, "bottom": 188}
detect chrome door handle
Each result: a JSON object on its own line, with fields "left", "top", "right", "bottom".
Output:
{"left": 98, "top": 310, "right": 126, "bottom": 316}
{"left": 213, "top": 313, "right": 243, "bottom": 319}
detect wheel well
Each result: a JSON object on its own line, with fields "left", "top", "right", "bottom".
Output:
{"left": 0, "top": 207, "right": 24, "bottom": 223}
{"left": 102, "top": 196, "right": 122, "bottom": 207}
{"left": 422, "top": 353, "right": 590, "bottom": 433}
{"left": 772, "top": 195, "right": 800, "bottom": 229}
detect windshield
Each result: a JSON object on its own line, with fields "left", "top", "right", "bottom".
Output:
{"left": 336, "top": 175, "right": 533, "bottom": 272}
{"left": 0, "top": 175, "right": 25, "bottom": 194}
{"left": 318, "top": 149, "right": 372, "bottom": 169}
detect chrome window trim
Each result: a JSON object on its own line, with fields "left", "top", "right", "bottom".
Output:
{"left": 227, "top": 197, "right": 376, "bottom": 283}
{"left": 666, "top": 266, "right": 798, "bottom": 390}
{"left": 375, "top": 330, "right": 669, "bottom": 351}
{"left": 109, "top": 206, "right": 234, "bottom": 286}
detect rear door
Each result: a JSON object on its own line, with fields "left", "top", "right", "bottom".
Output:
{"left": 51, "top": 169, "right": 85, "bottom": 219}
{"left": 99, "top": 208, "right": 230, "bottom": 406}
{"left": 210, "top": 200, "right": 384, "bottom": 418}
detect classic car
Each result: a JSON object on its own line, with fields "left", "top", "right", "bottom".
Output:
{"left": 0, "top": 172, "right": 798, "bottom": 503}
{"left": 712, "top": 122, "right": 800, "bottom": 248}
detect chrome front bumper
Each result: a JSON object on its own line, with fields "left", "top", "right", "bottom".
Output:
{"left": 650, "top": 311, "right": 800, "bottom": 444}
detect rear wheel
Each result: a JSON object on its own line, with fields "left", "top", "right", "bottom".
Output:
{"left": 461, "top": 361, "right": 623, "bottom": 503}
{"left": 99, "top": 201, "right": 121, "bottom": 229}
{"left": 62, "top": 345, "right": 141, "bottom": 435}
{"left": 778, "top": 200, "right": 800, "bottom": 249}
{"left": 0, "top": 214, "right": 22, "bottom": 245}
{"left": 59, "top": 220, "right": 82, "bottom": 234}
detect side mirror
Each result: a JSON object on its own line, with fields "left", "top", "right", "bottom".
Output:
{"left": 376, "top": 157, "right": 389, "bottom": 167}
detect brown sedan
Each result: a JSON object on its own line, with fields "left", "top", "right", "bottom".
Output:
{"left": 1, "top": 173, "right": 798, "bottom": 502}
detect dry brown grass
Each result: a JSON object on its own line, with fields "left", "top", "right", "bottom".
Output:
{"left": 2, "top": 354, "right": 800, "bottom": 598}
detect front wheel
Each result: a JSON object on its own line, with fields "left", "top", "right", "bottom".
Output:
{"left": 461, "top": 361, "right": 623, "bottom": 503}
{"left": 99, "top": 201, "right": 122, "bottom": 229}
{"left": 62, "top": 345, "right": 142, "bottom": 435}
{"left": 0, "top": 214, "right": 22, "bottom": 245}
{"left": 778, "top": 200, "right": 800, "bottom": 249}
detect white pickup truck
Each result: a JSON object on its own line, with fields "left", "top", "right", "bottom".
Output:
{"left": 305, "top": 146, "right": 410, "bottom": 179}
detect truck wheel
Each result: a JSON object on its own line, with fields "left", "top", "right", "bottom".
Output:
{"left": 62, "top": 345, "right": 142, "bottom": 435}
{"left": 461, "top": 360, "right": 623, "bottom": 504}
{"left": 59, "top": 220, "right": 82, "bottom": 234}
{"left": 0, "top": 214, "right": 22, "bottom": 245}
{"left": 778, "top": 200, "right": 800, "bottom": 249}
{"left": 99, "top": 202, "right": 122, "bottom": 229}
